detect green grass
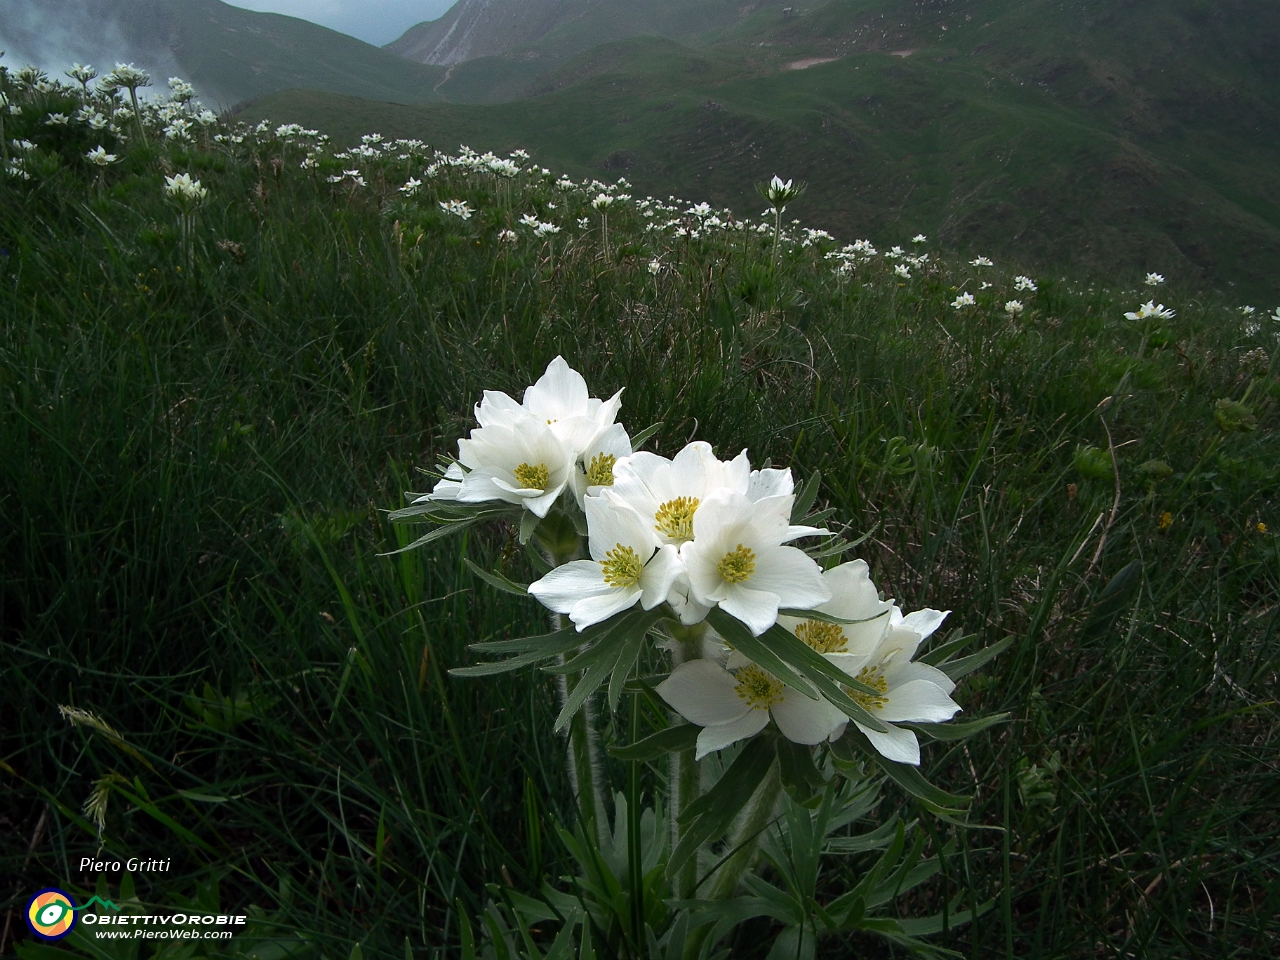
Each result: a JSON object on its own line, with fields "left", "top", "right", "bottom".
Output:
{"left": 2, "top": 68, "right": 1278, "bottom": 959}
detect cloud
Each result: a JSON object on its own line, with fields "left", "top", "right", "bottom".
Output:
{"left": 223, "top": 0, "right": 455, "bottom": 46}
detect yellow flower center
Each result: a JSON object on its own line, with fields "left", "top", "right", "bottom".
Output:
{"left": 794, "top": 619, "right": 847, "bottom": 654}
{"left": 734, "top": 664, "right": 784, "bottom": 710}
{"left": 717, "top": 544, "right": 756, "bottom": 584}
{"left": 586, "top": 452, "right": 617, "bottom": 487}
{"left": 845, "top": 666, "right": 889, "bottom": 711}
{"left": 600, "top": 544, "right": 643, "bottom": 588}
{"left": 513, "top": 461, "right": 550, "bottom": 491}
{"left": 654, "top": 496, "right": 699, "bottom": 542}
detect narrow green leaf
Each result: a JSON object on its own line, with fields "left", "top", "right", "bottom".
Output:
{"left": 470, "top": 627, "right": 585, "bottom": 655}
{"left": 463, "top": 557, "right": 529, "bottom": 596}
{"left": 378, "top": 518, "right": 478, "bottom": 556}
{"left": 832, "top": 729, "right": 969, "bottom": 814}
{"left": 629, "top": 421, "right": 664, "bottom": 450}
{"left": 790, "top": 469, "right": 822, "bottom": 523}
{"left": 607, "top": 724, "right": 699, "bottom": 761}
{"left": 519, "top": 508, "right": 540, "bottom": 544}
{"left": 776, "top": 740, "right": 827, "bottom": 808}
{"left": 903, "top": 713, "right": 1010, "bottom": 741}
{"left": 778, "top": 608, "right": 892, "bottom": 627}
{"left": 916, "top": 629, "right": 975, "bottom": 666}
{"left": 939, "top": 636, "right": 1013, "bottom": 681}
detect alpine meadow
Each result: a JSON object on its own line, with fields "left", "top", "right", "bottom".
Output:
{"left": 0, "top": 2, "right": 1277, "bottom": 960}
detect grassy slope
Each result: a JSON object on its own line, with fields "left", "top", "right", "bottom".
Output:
{"left": 2, "top": 71, "right": 1278, "bottom": 959}
{"left": 241, "top": 5, "right": 1280, "bottom": 300}
{"left": 2, "top": 92, "right": 1277, "bottom": 959}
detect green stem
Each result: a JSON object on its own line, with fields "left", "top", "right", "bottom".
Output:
{"left": 128, "top": 87, "right": 148, "bottom": 146}
{"left": 706, "top": 762, "right": 781, "bottom": 900}
{"left": 666, "top": 621, "right": 707, "bottom": 901}
{"left": 772, "top": 207, "right": 782, "bottom": 268}
{"left": 627, "top": 687, "right": 644, "bottom": 949}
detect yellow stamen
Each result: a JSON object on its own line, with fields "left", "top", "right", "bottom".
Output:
{"left": 586, "top": 452, "right": 617, "bottom": 487}
{"left": 654, "top": 496, "right": 699, "bottom": 542}
{"left": 717, "top": 544, "right": 756, "bottom": 584}
{"left": 794, "top": 619, "right": 847, "bottom": 654}
{"left": 513, "top": 462, "right": 550, "bottom": 491}
{"left": 600, "top": 544, "right": 643, "bottom": 588}
{"left": 845, "top": 666, "right": 889, "bottom": 711}
{"left": 734, "top": 664, "right": 784, "bottom": 710}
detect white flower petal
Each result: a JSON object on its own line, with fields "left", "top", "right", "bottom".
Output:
{"left": 877, "top": 679, "right": 961, "bottom": 724}
{"left": 772, "top": 688, "right": 843, "bottom": 744}
{"left": 523, "top": 356, "right": 590, "bottom": 422}
{"left": 695, "top": 710, "right": 771, "bottom": 759}
{"left": 899, "top": 608, "right": 949, "bottom": 642}
{"left": 656, "top": 659, "right": 751, "bottom": 727}
{"left": 527, "top": 561, "right": 607, "bottom": 613}
{"left": 586, "top": 492, "right": 657, "bottom": 561}
{"left": 857, "top": 721, "right": 921, "bottom": 765}
{"left": 570, "top": 585, "right": 642, "bottom": 630}
{"left": 750, "top": 546, "right": 831, "bottom": 609}
{"left": 639, "top": 544, "right": 684, "bottom": 609}
{"left": 719, "top": 585, "right": 784, "bottom": 636}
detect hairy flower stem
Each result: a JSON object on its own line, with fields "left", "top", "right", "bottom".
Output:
{"left": 682, "top": 764, "right": 782, "bottom": 960}
{"left": 772, "top": 206, "right": 783, "bottom": 268}
{"left": 666, "top": 621, "right": 707, "bottom": 901}
{"left": 554, "top": 612, "right": 607, "bottom": 841}
{"left": 127, "top": 87, "right": 148, "bottom": 146}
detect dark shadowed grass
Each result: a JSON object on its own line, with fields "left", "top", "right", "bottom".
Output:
{"left": 0, "top": 124, "right": 1277, "bottom": 959}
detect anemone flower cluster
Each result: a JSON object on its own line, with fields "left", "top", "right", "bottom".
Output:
{"left": 419, "top": 358, "right": 963, "bottom": 766}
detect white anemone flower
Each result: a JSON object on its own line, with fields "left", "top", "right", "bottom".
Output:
{"left": 1004, "top": 300, "right": 1024, "bottom": 317}
{"left": 952, "top": 292, "right": 976, "bottom": 309}
{"left": 970, "top": 256, "right": 993, "bottom": 267}
{"left": 610, "top": 442, "right": 751, "bottom": 547}
{"left": 529, "top": 491, "right": 683, "bottom": 630}
{"left": 571, "top": 422, "right": 632, "bottom": 506}
{"left": 1123, "top": 300, "right": 1175, "bottom": 321}
{"left": 474, "top": 356, "right": 623, "bottom": 459}
{"left": 656, "top": 653, "right": 844, "bottom": 759}
{"left": 451, "top": 414, "right": 575, "bottom": 517}
{"left": 85, "top": 146, "right": 118, "bottom": 166}
{"left": 894, "top": 264, "right": 911, "bottom": 279}
{"left": 777, "top": 560, "right": 895, "bottom": 657}
{"left": 911, "top": 234, "right": 927, "bottom": 244}
{"left": 826, "top": 606, "right": 959, "bottom": 765}
{"left": 680, "top": 490, "right": 831, "bottom": 635}
{"left": 1144, "top": 272, "right": 1165, "bottom": 286}
{"left": 1013, "top": 275, "right": 1037, "bottom": 292}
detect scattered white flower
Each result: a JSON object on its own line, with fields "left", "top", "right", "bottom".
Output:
{"left": 952, "top": 292, "right": 976, "bottom": 309}
{"left": 648, "top": 260, "right": 662, "bottom": 276}
{"left": 497, "top": 229, "right": 518, "bottom": 242}
{"left": 45, "top": 113, "right": 69, "bottom": 126}
{"left": 1123, "top": 300, "right": 1175, "bottom": 321}
{"left": 970, "top": 256, "right": 993, "bottom": 267}
{"left": 85, "top": 145, "right": 118, "bottom": 166}
{"left": 912, "top": 234, "right": 927, "bottom": 243}
{"left": 1239, "top": 305, "right": 1256, "bottom": 316}
{"left": 400, "top": 177, "right": 422, "bottom": 195}
{"left": 163, "top": 172, "right": 207, "bottom": 203}
{"left": 440, "top": 199, "right": 474, "bottom": 220}
{"left": 1013, "top": 275, "right": 1037, "bottom": 292}
{"left": 577, "top": 217, "right": 591, "bottom": 229}
{"left": 1144, "top": 272, "right": 1165, "bottom": 287}
{"left": 534, "top": 222, "right": 561, "bottom": 236}
{"left": 894, "top": 264, "right": 911, "bottom": 279}
{"left": 1005, "top": 300, "right": 1024, "bottom": 317}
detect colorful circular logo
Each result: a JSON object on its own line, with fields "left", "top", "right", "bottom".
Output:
{"left": 26, "top": 889, "right": 78, "bottom": 941}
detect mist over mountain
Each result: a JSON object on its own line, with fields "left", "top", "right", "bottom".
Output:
{"left": 385, "top": 0, "right": 767, "bottom": 66}
{"left": 0, "top": 0, "right": 444, "bottom": 107}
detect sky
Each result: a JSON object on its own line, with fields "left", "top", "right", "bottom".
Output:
{"left": 223, "top": 0, "right": 456, "bottom": 47}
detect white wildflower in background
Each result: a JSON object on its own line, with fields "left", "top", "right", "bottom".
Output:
{"left": 592, "top": 193, "right": 616, "bottom": 211}
{"left": 87, "top": 112, "right": 109, "bottom": 130}
{"left": 648, "top": 260, "right": 662, "bottom": 275}
{"left": 912, "top": 233, "right": 927, "bottom": 243}
{"left": 952, "top": 292, "right": 976, "bottom": 309}
{"left": 400, "top": 177, "right": 422, "bottom": 195}
{"left": 886, "top": 245, "right": 904, "bottom": 259}
{"left": 85, "top": 146, "right": 118, "bottom": 166}
{"left": 1239, "top": 305, "right": 1256, "bottom": 316}
{"left": 970, "top": 256, "right": 993, "bottom": 267}
{"left": 1272, "top": 307, "right": 1280, "bottom": 323}
{"left": 1144, "top": 272, "right": 1165, "bottom": 286}
{"left": 440, "top": 200, "right": 474, "bottom": 220}
{"left": 1124, "top": 300, "right": 1175, "bottom": 321}
{"left": 6, "top": 159, "right": 31, "bottom": 180}
{"left": 45, "top": 113, "right": 69, "bottom": 126}
{"left": 497, "top": 229, "right": 518, "bottom": 243}
{"left": 1013, "top": 275, "right": 1037, "bottom": 292}
{"left": 577, "top": 217, "right": 591, "bottom": 229}
{"left": 1005, "top": 300, "right": 1024, "bottom": 317}
{"left": 300, "top": 156, "right": 318, "bottom": 170}
{"left": 894, "top": 264, "right": 911, "bottom": 279}
{"left": 163, "top": 172, "right": 207, "bottom": 203}
{"left": 67, "top": 63, "right": 98, "bottom": 88}
{"left": 761, "top": 174, "right": 805, "bottom": 206}
{"left": 13, "top": 140, "right": 37, "bottom": 153}
{"left": 519, "top": 214, "right": 540, "bottom": 228}
{"left": 556, "top": 177, "right": 576, "bottom": 190}
{"left": 164, "top": 118, "right": 193, "bottom": 141}
{"left": 980, "top": 281, "right": 992, "bottom": 290}
{"left": 534, "top": 222, "right": 561, "bottom": 236}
